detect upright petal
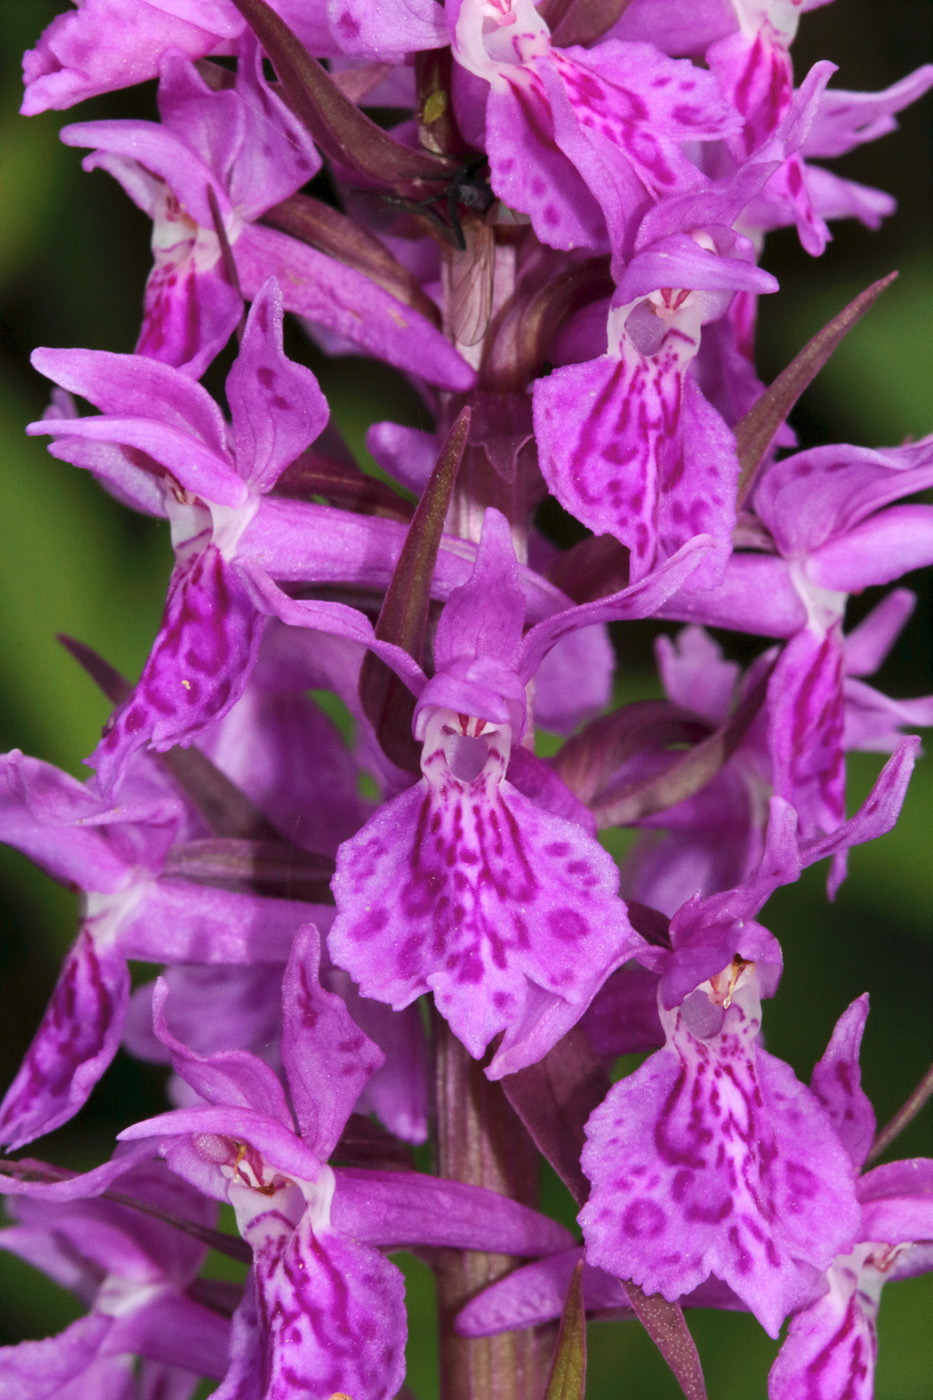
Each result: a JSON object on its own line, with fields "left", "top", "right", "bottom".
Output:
{"left": 809, "top": 996, "right": 876, "bottom": 1171}
{"left": 280, "top": 925, "right": 383, "bottom": 1161}
{"left": 225, "top": 281, "right": 329, "bottom": 493}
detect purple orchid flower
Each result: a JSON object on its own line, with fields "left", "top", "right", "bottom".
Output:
{"left": 532, "top": 199, "right": 782, "bottom": 589}
{"left": 59, "top": 43, "right": 474, "bottom": 389}
{"left": 769, "top": 996, "right": 933, "bottom": 1399}
{"left": 608, "top": 1, "right": 933, "bottom": 248}
{"left": 752, "top": 440, "right": 933, "bottom": 880}
{"left": 579, "top": 746, "right": 917, "bottom": 1336}
{"left": 449, "top": 0, "right": 739, "bottom": 255}
{"left": 117, "top": 924, "right": 573, "bottom": 1400}
{"left": 28, "top": 280, "right": 358, "bottom": 799}
{"left": 530, "top": 74, "right": 840, "bottom": 591}
{"left": 328, "top": 508, "right": 711, "bottom": 1077}
{"left": 0, "top": 1156, "right": 231, "bottom": 1397}
{"left": 458, "top": 994, "right": 933, "bottom": 1368}
{"left": 613, "top": 602, "right": 933, "bottom": 913}
{"left": 652, "top": 434, "right": 933, "bottom": 883}
{"left": 582, "top": 953, "right": 860, "bottom": 1337}
{"left": 19, "top": 0, "right": 383, "bottom": 114}
{"left": 0, "top": 746, "right": 320, "bottom": 1152}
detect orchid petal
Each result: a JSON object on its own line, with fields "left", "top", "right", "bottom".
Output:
{"left": 331, "top": 1168, "right": 574, "bottom": 1253}
{"left": 581, "top": 970, "right": 861, "bottom": 1337}
{"left": 225, "top": 281, "right": 329, "bottom": 492}
{"left": 809, "top": 996, "right": 876, "bottom": 1171}
{"left": 0, "top": 930, "right": 129, "bottom": 1152}
{"left": 89, "top": 548, "right": 265, "bottom": 800}
{"left": 330, "top": 709, "right": 640, "bottom": 1072}
{"left": 281, "top": 925, "right": 383, "bottom": 1160}
{"left": 235, "top": 224, "right": 476, "bottom": 393}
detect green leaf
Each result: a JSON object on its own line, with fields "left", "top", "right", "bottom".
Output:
{"left": 544, "top": 1261, "right": 587, "bottom": 1400}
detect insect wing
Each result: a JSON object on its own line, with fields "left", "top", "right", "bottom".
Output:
{"left": 446, "top": 217, "right": 495, "bottom": 348}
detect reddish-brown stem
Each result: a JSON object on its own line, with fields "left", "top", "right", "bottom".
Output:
{"left": 432, "top": 1015, "right": 553, "bottom": 1400}
{"left": 866, "top": 1061, "right": 933, "bottom": 1166}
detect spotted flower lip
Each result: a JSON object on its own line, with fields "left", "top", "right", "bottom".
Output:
{"left": 529, "top": 83, "right": 840, "bottom": 594}
{"left": 579, "top": 953, "right": 862, "bottom": 1338}
{"left": 329, "top": 510, "right": 711, "bottom": 1078}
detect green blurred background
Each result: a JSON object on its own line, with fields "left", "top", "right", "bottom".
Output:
{"left": 0, "top": 1, "right": 930, "bottom": 1395}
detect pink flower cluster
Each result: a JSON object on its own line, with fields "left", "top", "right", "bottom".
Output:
{"left": 2, "top": 2, "right": 932, "bottom": 1398}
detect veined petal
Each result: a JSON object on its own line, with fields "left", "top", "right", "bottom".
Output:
{"left": 225, "top": 1205, "right": 407, "bottom": 1400}
{"left": 281, "top": 925, "right": 383, "bottom": 1161}
{"left": 225, "top": 281, "right": 329, "bottom": 493}
{"left": 331, "top": 1168, "right": 573, "bottom": 1253}
{"left": 235, "top": 224, "right": 476, "bottom": 393}
{"left": 0, "top": 928, "right": 129, "bottom": 1152}
{"left": 533, "top": 332, "right": 737, "bottom": 587}
{"left": 89, "top": 547, "right": 264, "bottom": 801}
{"left": 809, "top": 995, "right": 875, "bottom": 1171}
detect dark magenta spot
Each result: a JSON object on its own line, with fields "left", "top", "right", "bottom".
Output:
{"left": 622, "top": 1198, "right": 666, "bottom": 1238}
